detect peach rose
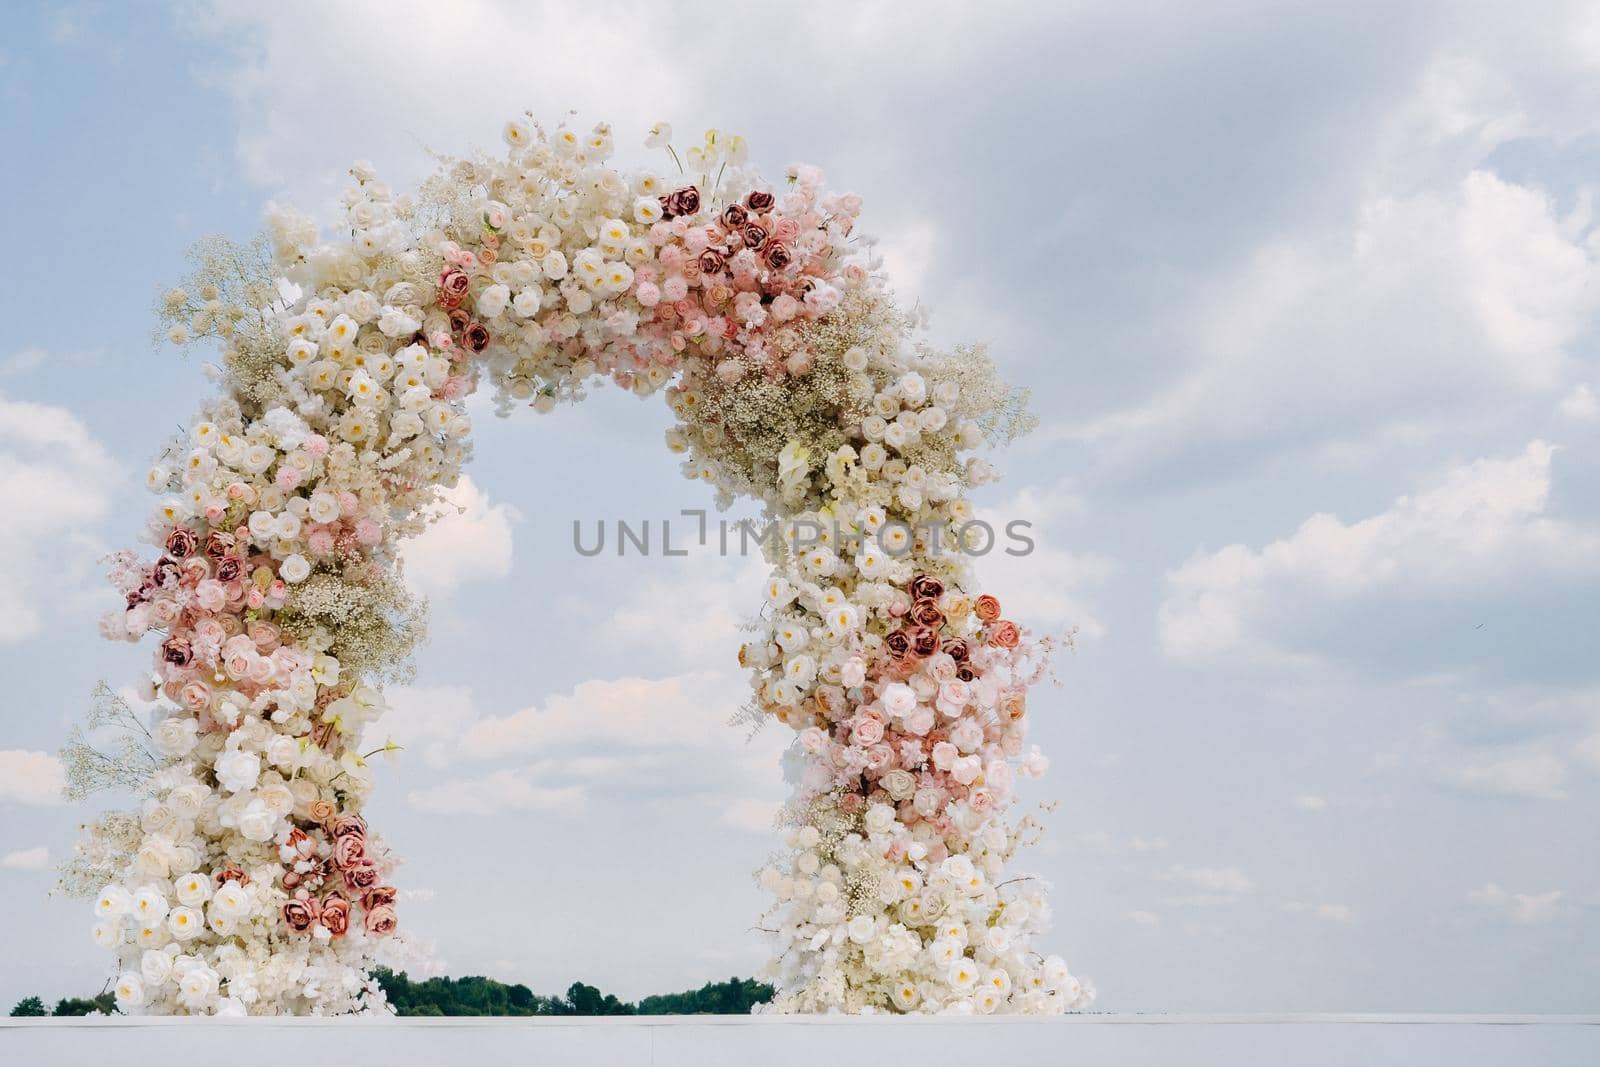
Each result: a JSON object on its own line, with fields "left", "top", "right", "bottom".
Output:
{"left": 974, "top": 595, "right": 1002, "bottom": 623}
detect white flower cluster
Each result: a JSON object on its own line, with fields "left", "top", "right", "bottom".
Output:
{"left": 75, "top": 116, "right": 1083, "bottom": 1016}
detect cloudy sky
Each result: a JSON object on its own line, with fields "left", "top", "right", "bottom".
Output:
{"left": 2, "top": 0, "right": 1598, "bottom": 1013}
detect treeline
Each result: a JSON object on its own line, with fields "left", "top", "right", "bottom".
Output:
{"left": 8, "top": 973, "right": 772, "bottom": 1017}
{"left": 8, "top": 994, "right": 116, "bottom": 1016}
{"left": 374, "top": 970, "right": 773, "bottom": 1016}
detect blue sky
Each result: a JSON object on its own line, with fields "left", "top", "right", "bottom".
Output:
{"left": 1, "top": 0, "right": 1598, "bottom": 1012}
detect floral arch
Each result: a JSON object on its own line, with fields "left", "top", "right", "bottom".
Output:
{"left": 66, "top": 118, "right": 1091, "bottom": 1017}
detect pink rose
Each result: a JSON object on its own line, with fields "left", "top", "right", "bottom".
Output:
{"left": 364, "top": 904, "right": 398, "bottom": 936}
{"left": 342, "top": 860, "right": 380, "bottom": 893}
{"left": 319, "top": 893, "right": 350, "bottom": 937}
{"left": 852, "top": 714, "right": 885, "bottom": 746}
{"left": 282, "top": 894, "right": 319, "bottom": 934}
{"left": 333, "top": 833, "right": 366, "bottom": 870}
{"left": 987, "top": 621, "right": 1020, "bottom": 649}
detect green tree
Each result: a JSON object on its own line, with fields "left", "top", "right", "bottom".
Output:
{"left": 9, "top": 996, "right": 48, "bottom": 1017}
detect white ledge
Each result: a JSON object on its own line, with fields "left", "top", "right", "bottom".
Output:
{"left": 3, "top": 1014, "right": 1597, "bottom": 1067}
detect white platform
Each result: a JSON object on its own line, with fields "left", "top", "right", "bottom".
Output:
{"left": 4, "top": 1014, "right": 1598, "bottom": 1066}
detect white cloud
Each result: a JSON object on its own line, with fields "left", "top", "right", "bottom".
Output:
{"left": 0, "top": 846, "right": 49, "bottom": 870}
{"left": 1126, "top": 910, "right": 1161, "bottom": 926}
{"left": 373, "top": 672, "right": 790, "bottom": 820}
{"left": 1433, "top": 746, "right": 1569, "bottom": 801}
{"left": 1282, "top": 901, "right": 1355, "bottom": 923}
{"left": 1159, "top": 441, "right": 1600, "bottom": 671}
{"left": 975, "top": 482, "right": 1115, "bottom": 639}
{"left": 1160, "top": 864, "right": 1255, "bottom": 897}
{"left": 459, "top": 672, "right": 740, "bottom": 759}
{"left": 407, "top": 771, "right": 584, "bottom": 817}
{"left": 1470, "top": 883, "right": 1566, "bottom": 924}
{"left": 400, "top": 476, "right": 516, "bottom": 598}
{"left": 1557, "top": 383, "right": 1599, "bottom": 422}
{"left": 1076, "top": 163, "right": 1600, "bottom": 473}
{"left": 0, "top": 751, "right": 65, "bottom": 806}
{"left": 0, "top": 394, "right": 116, "bottom": 643}
{"left": 720, "top": 797, "right": 781, "bottom": 834}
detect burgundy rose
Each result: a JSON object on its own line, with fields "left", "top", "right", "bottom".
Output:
{"left": 204, "top": 531, "right": 235, "bottom": 564}
{"left": 740, "top": 222, "right": 768, "bottom": 251}
{"left": 883, "top": 630, "right": 912, "bottom": 658}
{"left": 909, "top": 574, "right": 945, "bottom": 602}
{"left": 910, "top": 599, "right": 945, "bottom": 630}
{"left": 342, "top": 860, "right": 380, "bottom": 893}
{"left": 363, "top": 904, "right": 399, "bottom": 937}
{"left": 165, "top": 527, "right": 199, "bottom": 559}
{"left": 662, "top": 185, "right": 701, "bottom": 219}
{"left": 439, "top": 268, "right": 472, "bottom": 308}
{"left": 909, "top": 627, "right": 940, "bottom": 658}
{"left": 745, "top": 190, "right": 775, "bottom": 212}
{"left": 987, "top": 620, "right": 1021, "bottom": 649}
{"left": 697, "top": 248, "right": 727, "bottom": 276}
{"left": 282, "top": 895, "right": 319, "bottom": 934}
{"left": 362, "top": 885, "right": 398, "bottom": 911}
{"left": 330, "top": 813, "right": 367, "bottom": 838}
{"left": 955, "top": 665, "right": 976, "bottom": 683}
{"left": 161, "top": 635, "right": 193, "bottom": 668}
{"left": 319, "top": 892, "right": 351, "bottom": 937}
{"left": 942, "top": 637, "right": 970, "bottom": 663}
{"left": 216, "top": 558, "right": 242, "bottom": 583}
{"left": 763, "top": 243, "right": 792, "bottom": 270}
{"left": 463, "top": 321, "right": 491, "bottom": 353}
{"left": 447, "top": 307, "right": 471, "bottom": 332}
{"left": 333, "top": 833, "right": 366, "bottom": 870}
{"left": 721, "top": 204, "right": 748, "bottom": 228}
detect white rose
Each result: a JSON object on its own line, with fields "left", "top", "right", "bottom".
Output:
{"left": 237, "top": 799, "right": 277, "bottom": 842}
{"left": 864, "top": 803, "right": 898, "bottom": 835}
{"left": 211, "top": 881, "right": 252, "bottom": 920}
{"left": 177, "top": 964, "right": 219, "bottom": 1008}
{"left": 114, "top": 973, "right": 146, "bottom": 1010}
{"left": 846, "top": 915, "right": 876, "bottom": 944}
{"left": 880, "top": 683, "right": 917, "bottom": 719}
{"left": 166, "top": 905, "right": 203, "bottom": 941}
{"left": 173, "top": 873, "right": 212, "bottom": 907}
{"left": 132, "top": 887, "right": 169, "bottom": 924}
{"left": 140, "top": 949, "right": 174, "bottom": 987}
{"left": 95, "top": 884, "right": 133, "bottom": 918}
{"left": 377, "top": 306, "right": 421, "bottom": 337}
{"left": 476, "top": 283, "right": 510, "bottom": 318}
{"left": 279, "top": 553, "right": 311, "bottom": 583}
{"left": 153, "top": 716, "right": 199, "bottom": 757}
{"left": 265, "top": 734, "right": 301, "bottom": 770}
{"left": 541, "top": 250, "right": 568, "bottom": 279}
{"left": 512, "top": 286, "right": 544, "bottom": 317}
{"left": 214, "top": 748, "right": 260, "bottom": 793}
{"left": 91, "top": 920, "right": 123, "bottom": 948}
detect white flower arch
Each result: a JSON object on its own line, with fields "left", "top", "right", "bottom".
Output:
{"left": 68, "top": 118, "right": 1091, "bottom": 1016}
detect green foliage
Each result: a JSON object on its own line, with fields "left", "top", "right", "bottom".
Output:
{"left": 371, "top": 969, "right": 772, "bottom": 1017}
{"left": 52, "top": 994, "right": 115, "bottom": 1016}
{"left": 638, "top": 977, "right": 776, "bottom": 1015}
{"left": 9, "top": 996, "right": 47, "bottom": 1017}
